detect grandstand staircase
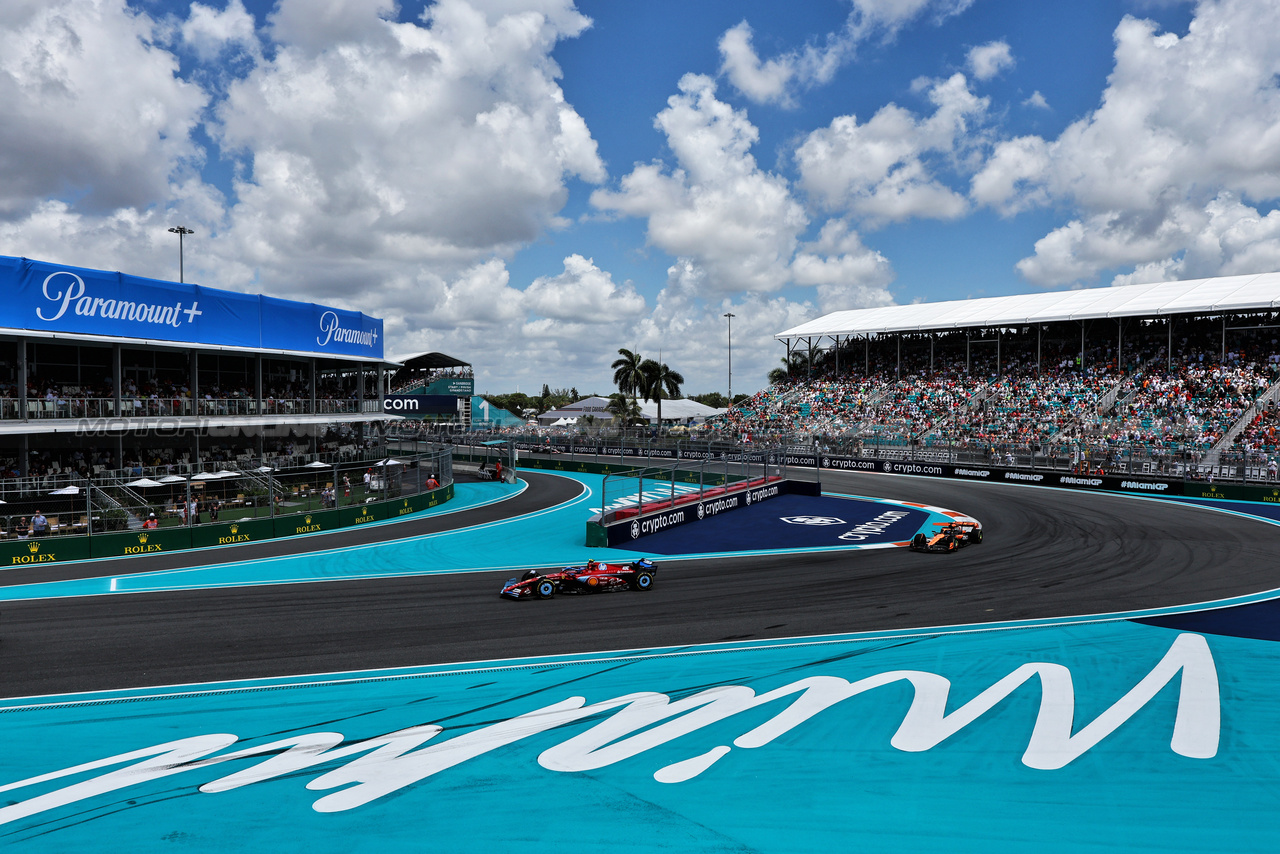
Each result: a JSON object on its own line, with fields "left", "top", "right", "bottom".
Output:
{"left": 1204, "top": 374, "right": 1280, "bottom": 466}
{"left": 914, "top": 379, "right": 994, "bottom": 442}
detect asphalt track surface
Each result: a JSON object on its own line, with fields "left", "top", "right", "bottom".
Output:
{"left": 1, "top": 468, "right": 1278, "bottom": 699}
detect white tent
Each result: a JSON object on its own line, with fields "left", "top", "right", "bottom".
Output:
{"left": 775, "top": 271, "right": 1280, "bottom": 344}
{"left": 636, "top": 398, "right": 725, "bottom": 424}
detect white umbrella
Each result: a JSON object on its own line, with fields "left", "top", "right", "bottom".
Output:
{"left": 126, "top": 478, "right": 164, "bottom": 488}
{"left": 374, "top": 459, "right": 405, "bottom": 466}
{"left": 215, "top": 470, "right": 239, "bottom": 478}
{"left": 191, "top": 472, "right": 220, "bottom": 480}
{"left": 49, "top": 485, "right": 80, "bottom": 495}
{"left": 255, "top": 465, "right": 276, "bottom": 472}
{"left": 304, "top": 461, "right": 329, "bottom": 468}
{"left": 158, "top": 474, "right": 186, "bottom": 483}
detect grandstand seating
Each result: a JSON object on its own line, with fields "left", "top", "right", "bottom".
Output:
{"left": 706, "top": 326, "right": 1280, "bottom": 480}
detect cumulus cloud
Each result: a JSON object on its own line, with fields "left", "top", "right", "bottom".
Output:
{"left": 719, "top": 0, "right": 975, "bottom": 105}
{"left": 590, "top": 73, "right": 902, "bottom": 386}
{"left": 795, "top": 73, "right": 986, "bottom": 224}
{"left": 591, "top": 73, "right": 810, "bottom": 294}
{"left": 966, "top": 40, "right": 1014, "bottom": 80}
{"left": 1022, "top": 90, "right": 1049, "bottom": 110}
{"left": 0, "top": 0, "right": 207, "bottom": 217}
{"left": 790, "top": 219, "right": 896, "bottom": 313}
{"left": 214, "top": 0, "right": 605, "bottom": 300}
{"left": 972, "top": 0, "right": 1280, "bottom": 285}
{"left": 1029, "top": 192, "right": 1280, "bottom": 287}
{"left": 523, "top": 254, "right": 647, "bottom": 322}
{"left": 718, "top": 20, "right": 844, "bottom": 107}
{"left": 182, "top": 0, "right": 262, "bottom": 63}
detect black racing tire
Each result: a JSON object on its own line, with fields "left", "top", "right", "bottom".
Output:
{"left": 535, "top": 579, "right": 556, "bottom": 599}
{"left": 973, "top": 528, "right": 983, "bottom": 544}
{"left": 911, "top": 533, "right": 926, "bottom": 550}
{"left": 630, "top": 571, "right": 654, "bottom": 591}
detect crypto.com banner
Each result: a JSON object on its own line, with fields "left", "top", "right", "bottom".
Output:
{"left": 0, "top": 255, "right": 383, "bottom": 359}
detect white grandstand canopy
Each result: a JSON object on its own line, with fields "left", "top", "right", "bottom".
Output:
{"left": 775, "top": 272, "right": 1280, "bottom": 344}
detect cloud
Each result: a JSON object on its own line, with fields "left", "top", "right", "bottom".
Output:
{"left": 717, "top": 20, "right": 843, "bottom": 107}
{"left": 268, "top": 0, "right": 400, "bottom": 56}
{"left": 214, "top": 0, "right": 605, "bottom": 295}
{"left": 971, "top": 0, "right": 1280, "bottom": 285}
{"left": 966, "top": 40, "right": 1014, "bottom": 81}
{"left": 523, "top": 254, "right": 647, "bottom": 322}
{"left": 719, "top": 0, "right": 975, "bottom": 105}
{"left": 790, "top": 220, "right": 896, "bottom": 313}
{"left": 182, "top": 0, "right": 262, "bottom": 64}
{"left": 1022, "top": 90, "right": 1049, "bottom": 110}
{"left": 795, "top": 73, "right": 986, "bottom": 224}
{"left": 0, "top": 0, "right": 208, "bottom": 217}
{"left": 1026, "top": 192, "right": 1280, "bottom": 287}
{"left": 591, "top": 73, "right": 810, "bottom": 294}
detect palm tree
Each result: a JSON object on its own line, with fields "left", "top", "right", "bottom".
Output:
{"left": 639, "top": 358, "right": 684, "bottom": 431}
{"left": 768, "top": 352, "right": 810, "bottom": 385}
{"left": 606, "top": 393, "right": 642, "bottom": 432}
{"left": 611, "top": 348, "right": 646, "bottom": 401}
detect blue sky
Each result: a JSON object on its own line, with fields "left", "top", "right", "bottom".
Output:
{"left": 1, "top": 0, "right": 1275, "bottom": 396}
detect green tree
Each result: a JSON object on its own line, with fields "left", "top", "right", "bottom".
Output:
{"left": 639, "top": 358, "right": 684, "bottom": 430}
{"left": 689, "top": 392, "right": 729, "bottom": 409}
{"left": 611, "top": 348, "right": 646, "bottom": 401}
{"left": 606, "top": 393, "right": 642, "bottom": 431}
{"left": 768, "top": 352, "right": 810, "bottom": 385}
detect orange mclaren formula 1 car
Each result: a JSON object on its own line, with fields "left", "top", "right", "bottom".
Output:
{"left": 909, "top": 521, "right": 983, "bottom": 553}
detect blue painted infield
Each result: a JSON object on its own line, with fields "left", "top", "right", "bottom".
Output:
{"left": 636, "top": 493, "right": 934, "bottom": 554}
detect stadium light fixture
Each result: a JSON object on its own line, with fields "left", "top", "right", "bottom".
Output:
{"left": 723, "top": 311, "right": 735, "bottom": 405}
{"left": 168, "top": 225, "right": 194, "bottom": 283}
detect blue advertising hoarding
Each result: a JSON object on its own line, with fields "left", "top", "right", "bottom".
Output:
{"left": 0, "top": 255, "right": 383, "bottom": 360}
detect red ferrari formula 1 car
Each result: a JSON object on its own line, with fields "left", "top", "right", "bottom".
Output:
{"left": 910, "top": 521, "right": 983, "bottom": 553}
{"left": 500, "top": 558, "right": 656, "bottom": 600}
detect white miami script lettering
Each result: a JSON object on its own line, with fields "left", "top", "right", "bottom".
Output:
{"left": 0, "top": 633, "right": 1219, "bottom": 823}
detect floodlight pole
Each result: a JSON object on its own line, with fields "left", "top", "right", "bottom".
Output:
{"left": 723, "top": 312, "right": 735, "bottom": 405}
{"left": 168, "top": 226, "right": 194, "bottom": 283}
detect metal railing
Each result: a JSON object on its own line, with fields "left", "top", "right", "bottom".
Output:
{"left": 0, "top": 445, "right": 453, "bottom": 539}
{"left": 420, "top": 426, "right": 1280, "bottom": 486}
{"left": 0, "top": 396, "right": 374, "bottom": 419}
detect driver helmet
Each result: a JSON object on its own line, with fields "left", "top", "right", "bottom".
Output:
{"left": 586, "top": 559, "right": 599, "bottom": 571}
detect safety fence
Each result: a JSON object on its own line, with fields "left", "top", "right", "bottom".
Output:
{"left": 0, "top": 446, "right": 453, "bottom": 566}
{"left": 436, "top": 429, "right": 1280, "bottom": 486}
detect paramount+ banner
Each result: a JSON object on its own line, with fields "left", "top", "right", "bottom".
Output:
{"left": 1, "top": 254, "right": 383, "bottom": 359}
{"left": 819, "top": 455, "right": 1188, "bottom": 497}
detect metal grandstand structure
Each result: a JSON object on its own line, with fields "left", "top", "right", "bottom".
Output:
{"left": 776, "top": 272, "right": 1280, "bottom": 372}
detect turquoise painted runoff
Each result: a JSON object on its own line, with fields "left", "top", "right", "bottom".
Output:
{"left": 0, "top": 620, "right": 1271, "bottom": 852}
{"left": 6, "top": 473, "right": 1277, "bottom": 850}
{"left": 0, "top": 474, "right": 954, "bottom": 602}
